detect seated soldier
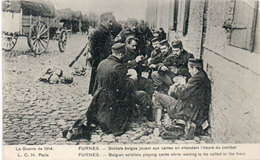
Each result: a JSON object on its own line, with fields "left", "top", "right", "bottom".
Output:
{"left": 147, "top": 37, "right": 162, "bottom": 66}
{"left": 123, "top": 36, "right": 155, "bottom": 119}
{"left": 85, "top": 43, "right": 152, "bottom": 137}
{"left": 149, "top": 40, "right": 171, "bottom": 70}
{"left": 151, "top": 40, "right": 194, "bottom": 93}
{"left": 124, "top": 36, "right": 143, "bottom": 69}
{"left": 153, "top": 58, "right": 211, "bottom": 138}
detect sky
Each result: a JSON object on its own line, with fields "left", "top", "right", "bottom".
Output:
{"left": 50, "top": 0, "right": 147, "bottom": 21}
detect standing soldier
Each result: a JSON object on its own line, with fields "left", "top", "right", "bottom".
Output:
{"left": 114, "top": 18, "right": 139, "bottom": 43}
{"left": 88, "top": 12, "right": 115, "bottom": 95}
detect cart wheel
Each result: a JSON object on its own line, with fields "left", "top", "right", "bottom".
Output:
{"left": 58, "top": 30, "right": 67, "bottom": 52}
{"left": 2, "top": 33, "right": 17, "bottom": 51}
{"left": 28, "top": 20, "right": 49, "bottom": 55}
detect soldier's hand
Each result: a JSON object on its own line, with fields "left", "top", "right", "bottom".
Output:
{"left": 170, "top": 66, "right": 178, "bottom": 74}
{"left": 161, "top": 66, "right": 168, "bottom": 71}
{"left": 135, "top": 55, "right": 144, "bottom": 63}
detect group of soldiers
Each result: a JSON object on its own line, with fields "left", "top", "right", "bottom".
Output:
{"left": 83, "top": 12, "right": 211, "bottom": 140}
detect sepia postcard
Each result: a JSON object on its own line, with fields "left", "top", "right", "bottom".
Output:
{"left": 1, "top": 0, "right": 260, "bottom": 159}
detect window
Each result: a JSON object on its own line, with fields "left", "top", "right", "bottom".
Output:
{"left": 172, "top": 0, "right": 179, "bottom": 31}
{"left": 229, "top": 0, "right": 258, "bottom": 52}
{"left": 183, "top": 0, "right": 191, "bottom": 36}
{"left": 175, "top": 0, "right": 190, "bottom": 35}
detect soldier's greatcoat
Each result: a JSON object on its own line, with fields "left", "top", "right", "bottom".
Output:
{"left": 88, "top": 24, "right": 112, "bottom": 94}
{"left": 86, "top": 55, "right": 135, "bottom": 136}
{"left": 168, "top": 70, "right": 211, "bottom": 126}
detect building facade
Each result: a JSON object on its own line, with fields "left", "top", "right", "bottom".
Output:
{"left": 146, "top": 0, "right": 260, "bottom": 143}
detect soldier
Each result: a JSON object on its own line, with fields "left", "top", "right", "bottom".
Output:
{"left": 124, "top": 36, "right": 142, "bottom": 69}
{"left": 110, "top": 21, "right": 122, "bottom": 41}
{"left": 137, "top": 20, "right": 153, "bottom": 43}
{"left": 88, "top": 12, "right": 115, "bottom": 95}
{"left": 137, "top": 20, "right": 153, "bottom": 57}
{"left": 153, "top": 58, "right": 211, "bottom": 138}
{"left": 151, "top": 40, "right": 194, "bottom": 93}
{"left": 152, "top": 30, "right": 160, "bottom": 39}
{"left": 147, "top": 37, "right": 162, "bottom": 66}
{"left": 85, "top": 43, "right": 152, "bottom": 136}
{"left": 124, "top": 36, "right": 154, "bottom": 111}
{"left": 159, "top": 28, "right": 166, "bottom": 40}
{"left": 114, "top": 18, "right": 138, "bottom": 43}
{"left": 124, "top": 35, "right": 146, "bottom": 78}
{"left": 149, "top": 40, "right": 172, "bottom": 92}
{"left": 123, "top": 36, "right": 155, "bottom": 100}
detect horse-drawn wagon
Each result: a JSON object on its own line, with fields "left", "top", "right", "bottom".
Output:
{"left": 2, "top": 0, "right": 69, "bottom": 55}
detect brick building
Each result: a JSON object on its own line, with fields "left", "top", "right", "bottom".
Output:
{"left": 146, "top": 0, "right": 260, "bottom": 143}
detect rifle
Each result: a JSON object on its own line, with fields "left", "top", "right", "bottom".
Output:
{"left": 68, "top": 42, "right": 89, "bottom": 68}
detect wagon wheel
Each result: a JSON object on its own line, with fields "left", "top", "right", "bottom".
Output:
{"left": 58, "top": 30, "right": 67, "bottom": 52}
{"left": 2, "top": 33, "right": 18, "bottom": 51}
{"left": 28, "top": 20, "right": 49, "bottom": 55}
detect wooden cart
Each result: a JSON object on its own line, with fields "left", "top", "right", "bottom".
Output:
{"left": 2, "top": 0, "right": 69, "bottom": 55}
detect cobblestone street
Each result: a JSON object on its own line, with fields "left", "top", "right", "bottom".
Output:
{"left": 2, "top": 34, "right": 212, "bottom": 145}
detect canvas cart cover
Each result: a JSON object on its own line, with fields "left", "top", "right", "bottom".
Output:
{"left": 56, "top": 8, "right": 82, "bottom": 21}
{"left": 2, "top": 0, "right": 55, "bottom": 18}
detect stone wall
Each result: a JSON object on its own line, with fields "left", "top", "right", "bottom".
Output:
{"left": 146, "top": 0, "right": 260, "bottom": 143}
{"left": 203, "top": 0, "right": 260, "bottom": 143}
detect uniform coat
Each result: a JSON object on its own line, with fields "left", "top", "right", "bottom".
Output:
{"left": 149, "top": 49, "right": 163, "bottom": 65}
{"left": 86, "top": 55, "right": 135, "bottom": 136}
{"left": 168, "top": 70, "right": 211, "bottom": 126}
{"left": 88, "top": 24, "right": 112, "bottom": 94}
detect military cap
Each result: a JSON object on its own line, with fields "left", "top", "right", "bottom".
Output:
{"left": 126, "top": 35, "right": 139, "bottom": 44}
{"left": 188, "top": 58, "right": 203, "bottom": 69}
{"left": 127, "top": 18, "right": 138, "bottom": 26}
{"left": 112, "top": 43, "right": 125, "bottom": 53}
{"left": 159, "top": 39, "right": 169, "bottom": 46}
{"left": 171, "top": 40, "right": 183, "bottom": 49}
{"left": 151, "top": 37, "right": 160, "bottom": 42}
